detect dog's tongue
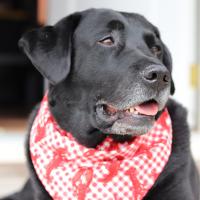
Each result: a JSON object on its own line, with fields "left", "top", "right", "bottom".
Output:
{"left": 135, "top": 102, "right": 158, "bottom": 116}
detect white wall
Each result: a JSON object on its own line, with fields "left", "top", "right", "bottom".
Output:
{"left": 47, "top": 0, "right": 197, "bottom": 127}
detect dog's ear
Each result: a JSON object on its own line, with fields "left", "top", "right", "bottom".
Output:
{"left": 18, "top": 13, "right": 81, "bottom": 85}
{"left": 162, "top": 43, "right": 175, "bottom": 95}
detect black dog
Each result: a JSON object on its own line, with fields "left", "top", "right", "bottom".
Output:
{"left": 2, "top": 8, "right": 199, "bottom": 200}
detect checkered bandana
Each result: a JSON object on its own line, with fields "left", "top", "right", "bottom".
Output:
{"left": 30, "top": 94, "right": 172, "bottom": 200}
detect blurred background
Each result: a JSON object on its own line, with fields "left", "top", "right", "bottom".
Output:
{"left": 0, "top": 0, "right": 200, "bottom": 197}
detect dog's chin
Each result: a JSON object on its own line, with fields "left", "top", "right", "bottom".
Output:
{"left": 95, "top": 99, "right": 159, "bottom": 137}
{"left": 99, "top": 115, "right": 155, "bottom": 136}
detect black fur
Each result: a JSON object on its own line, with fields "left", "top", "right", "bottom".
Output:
{"left": 2, "top": 8, "right": 199, "bottom": 200}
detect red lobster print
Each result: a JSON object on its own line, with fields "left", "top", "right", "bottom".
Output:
{"left": 72, "top": 168, "right": 93, "bottom": 200}
{"left": 46, "top": 147, "right": 69, "bottom": 182}
{"left": 125, "top": 167, "right": 146, "bottom": 200}
{"left": 99, "top": 160, "right": 121, "bottom": 183}
{"left": 34, "top": 124, "right": 46, "bottom": 143}
{"left": 134, "top": 139, "right": 167, "bottom": 158}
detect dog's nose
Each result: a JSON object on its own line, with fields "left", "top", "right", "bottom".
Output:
{"left": 142, "top": 65, "right": 170, "bottom": 86}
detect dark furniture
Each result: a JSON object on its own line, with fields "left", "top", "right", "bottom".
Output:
{"left": 0, "top": 0, "right": 43, "bottom": 116}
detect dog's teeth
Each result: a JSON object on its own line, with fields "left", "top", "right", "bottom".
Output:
{"left": 125, "top": 107, "right": 140, "bottom": 115}
{"left": 134, "top": 110, "right": 139, "bottom": 114}
{"left": 129, "top": 107, "right": 135, "bottom": 113}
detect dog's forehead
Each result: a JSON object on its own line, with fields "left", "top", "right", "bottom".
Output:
{"left": 81, "top": 9, "right": 127, "bottom": 27}
{"left": 75, "top": 9, "right": 155, "bottom": 39}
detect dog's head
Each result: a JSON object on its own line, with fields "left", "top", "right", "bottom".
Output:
{"left": 19, "top": 9, "right": 175, "bottom": 147}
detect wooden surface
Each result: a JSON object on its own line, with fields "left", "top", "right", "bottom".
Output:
{"left": 0, "top": 117, "right": 27, "bottom": 132}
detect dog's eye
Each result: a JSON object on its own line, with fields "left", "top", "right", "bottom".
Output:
{"left": 151, "top": 45, "right": 161, "bottom": 57}
{"left": 98, "top": 36, "right": 114, "bottom": 46}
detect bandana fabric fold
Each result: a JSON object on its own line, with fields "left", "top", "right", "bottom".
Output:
{"left": 30, "top": 94, "right": 172, "bottom": 200}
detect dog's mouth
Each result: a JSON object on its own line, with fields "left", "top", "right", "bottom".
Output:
{"left": 95, "top": 100, "right": 159, "bottom": 136}
{"left": 104, "top": 100, "right": 159, "bottom": 116}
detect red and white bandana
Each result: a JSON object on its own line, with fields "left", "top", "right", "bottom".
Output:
{"left": 30, "top": 94, "right": 172, "bottom": 200}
